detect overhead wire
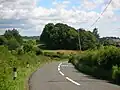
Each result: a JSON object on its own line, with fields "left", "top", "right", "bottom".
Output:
{"left": 88, "top": 0, "right": 113, "bottom": 30}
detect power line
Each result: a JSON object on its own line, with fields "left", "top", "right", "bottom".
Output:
{"left": 88, "top": 0, "right": 113, "bottom": 29}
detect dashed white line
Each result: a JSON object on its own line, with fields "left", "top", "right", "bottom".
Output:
{"left": 58, "top": 62, "right": 81, "bottom": 86}
{"left": 66, "top": 77, "right": 80, "bottom": 86}
{"left": 58, "top": 63, "right": 62, "bottom": 68}
{"left": 61, "top": 65, "right": 68, "bottom": 67}
{"left": 59, "top": 71, "right": 64, "bottom": 76}
{"left": 58, "top": 68, "right": 60, "bottom": 71}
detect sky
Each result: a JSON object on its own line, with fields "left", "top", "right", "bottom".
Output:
{"left": 0, "top": 0, "right": 120, "bottom": 37}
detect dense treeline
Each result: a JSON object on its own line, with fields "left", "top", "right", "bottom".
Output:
{"left": 40, "top": 23, "right": 98, "bottom": 50}
{"left": 40, "top": 23, "right": 120, "bottom": 50}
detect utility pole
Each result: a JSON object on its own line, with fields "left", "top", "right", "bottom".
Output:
{"left": 78, "top": 29, "right": 81, "bottom": 51}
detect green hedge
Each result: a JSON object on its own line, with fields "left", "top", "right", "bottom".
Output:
{"left": 71, "top": 46, "right": 120, "bottom": 84}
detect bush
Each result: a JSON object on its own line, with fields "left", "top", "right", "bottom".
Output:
{"left": 112, "top": 65, "right": 120, "bottom": 84}
{"left": 7, "top": 38, "right": 20, "bottom": 50}
{"left": 71, "top": 46, "right": 120, "bottom": 84}
{"left": 0, "top": 36, "right": 7, "bottom": 45}
{"left": 23, "top": 44, "right": 33, "bottom": 53}
{"left": 0, "top": 45, "right": 55, "bottom": 90}
{"left": 35, "top": 48, "right": 43, "bottom": 55}
{"left": 17, "top": 48, "right": 24, "bottom": 55}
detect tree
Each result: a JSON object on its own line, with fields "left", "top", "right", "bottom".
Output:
{"left": 40, "top": 23, "right": 98, "bottom": 50}
{"left": 92, "top": 28, "right": 101, "bottom": 48}
{"left": 4, "top": 30, "right": 13, "bottom": 39}
{"left": 78, "top": 29, "right": 97, "bottom": 50}
{"left": 4, "top": 29, "right": 23, "bottom": 44}
{"left": 93, "top": 28, "right": 100, "bottom": 40}
{"left": 7, "top": 38, "right": 20, "bottom": 50}
{"left": 40, "top": 23, "right": 78, "bottom": 50}
{"left": 0, "top": 36, "right": 7, "bottom": 45}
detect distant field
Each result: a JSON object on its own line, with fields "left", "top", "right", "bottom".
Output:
{"left": 43, "top": 50, "right": 81, "bottom": 54}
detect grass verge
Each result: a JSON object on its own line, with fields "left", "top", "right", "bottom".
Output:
{"left": 0, "top": 46, "right": 69, "bottom": 90}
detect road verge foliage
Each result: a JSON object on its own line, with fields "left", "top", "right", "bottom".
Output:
{"left": 0, "top": 46, "right": 64, "bottom": 90}
{"left": 70, "top": 46, "right": 120, "bottom": 84}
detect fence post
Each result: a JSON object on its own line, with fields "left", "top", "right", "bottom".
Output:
{"left": 13, "top": 67, "right": 17, "bottom": 80}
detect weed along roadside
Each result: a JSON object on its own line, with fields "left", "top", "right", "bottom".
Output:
{"left": 0, "top": 45, "right": 69, "bottom": 90}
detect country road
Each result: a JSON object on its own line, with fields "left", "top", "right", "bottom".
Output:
{"left": 29, "top": 62, "right": 120, "bottom": 90}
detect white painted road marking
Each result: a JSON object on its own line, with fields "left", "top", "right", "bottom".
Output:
{"left": 61, "top": 65, "right": 68, "bottom": 67}
{"left": 58, "top": 62, "right": 81, "bottom": 86}
{"left": 58, "top": 65, "right": 60, "bottom": 68}
{"left": 66, "top": 77, "right": 80, "bottom": 86}
{"left": 58, "top": 68, "right": 60, "bottom": 71}
{"left": 59, "top": 71, "right": 64, "bottom": 76}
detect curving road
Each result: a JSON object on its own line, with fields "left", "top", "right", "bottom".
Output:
{"left": 29, "top": 62, "right": 120, "bottom": 90}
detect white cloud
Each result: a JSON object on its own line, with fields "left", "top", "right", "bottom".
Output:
{"left": 0, "top": 0, "right": 119, "bottom": 37}
{"left": 81, "top": 0, "right": 96, "bottom": 10}
{"left": 108, "top": 0, "right": 120, "bottom": 11}
{"left": 52, "top": 0, "right": 70, "bottom": 9}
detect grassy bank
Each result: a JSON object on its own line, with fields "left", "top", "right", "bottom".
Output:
{"left": 70, "top": 46, "right": 120, "bottom": 84}
{"left": 0, "top": 46, "right": 66, "bottom": 90}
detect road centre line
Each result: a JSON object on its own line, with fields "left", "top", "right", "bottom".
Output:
{"left": 58, "top": 62, "right": 80, "bottom": 86}
{"left": 66, "top": 77, "right": 80, "bottom": 86}
{"left": 59, "top": 71, "right": 64, "bottom": 76}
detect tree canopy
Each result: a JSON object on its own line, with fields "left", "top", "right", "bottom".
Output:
{"left": 40, "top": 23, "right": 98, "bottom": 50}
{"left": 4, "top": 29, "right": 23, "bottom": 44}
{"left": 78, "top": 28, "right": 97, "bottom": 50}
{"left": 40, "top": 23, "right": 79, "bottom": 50}
{"left": 92, "top": 28, "right": 99, "bottom": 39}
{"left": 0, "top": 29, "right": 23, "bottom": 50}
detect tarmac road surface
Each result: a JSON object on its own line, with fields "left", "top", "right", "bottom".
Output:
{"left": 29, "top": 62, "right": 120, "bottom": 90}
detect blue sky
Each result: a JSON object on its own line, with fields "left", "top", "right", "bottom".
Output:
{"left": 0, "top": 0, "right": 120, "bottom": 37}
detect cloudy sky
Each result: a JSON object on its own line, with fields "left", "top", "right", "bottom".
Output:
{"left": 0, "top": 0, "right": 120, "bottom": 37}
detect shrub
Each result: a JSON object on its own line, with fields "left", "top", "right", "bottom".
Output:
{"left": 0, "top": 36, "right": 7, "bottom": 45}
{"left": 112, "top": 65, "right": 120, "bottom": 84}
{"left": 71, "top": 46, "right": 120, "bottom": 84}
{"left": 17, "top": 48, "right": 24, "bottom": 55}
{"left": 35, "top": 48, "right": 43, "bottom": 55}
{"left": 7, "top": 38, "right": 20, "bottom": 50}
{"left": 23, "top": 44, "right": 33, "bottom": 53}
